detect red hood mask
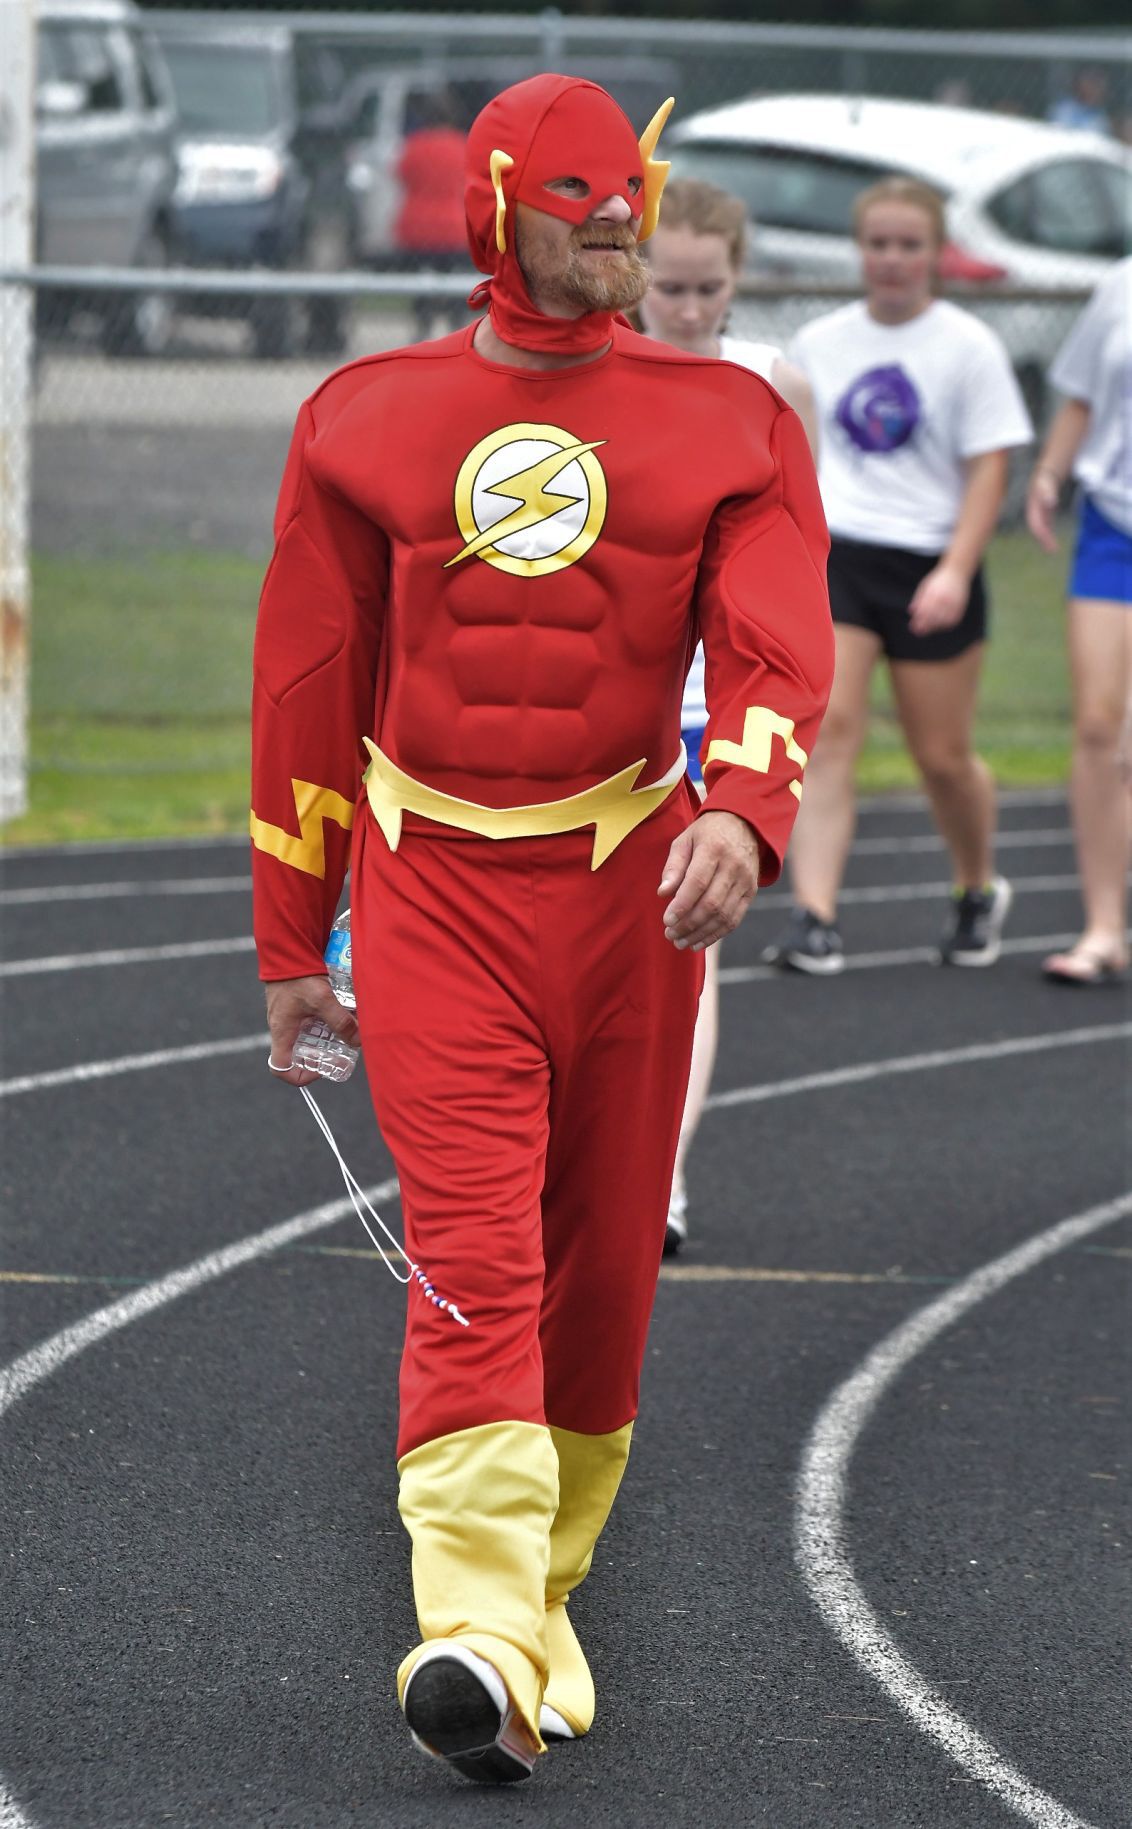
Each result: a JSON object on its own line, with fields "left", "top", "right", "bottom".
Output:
{"left": 465, "top": 74, "right": 673, "bottom": 356}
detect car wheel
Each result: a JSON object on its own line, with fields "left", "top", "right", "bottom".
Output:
{"left": 250, "top": 294, "right": 302, "bottom": 360}
{"left": 101, "top": 228, "right": 175, "bottom": 359}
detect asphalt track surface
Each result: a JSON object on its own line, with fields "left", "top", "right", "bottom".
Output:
{"left": 1, "top": 795, "right": 1129, "bottom": 1829}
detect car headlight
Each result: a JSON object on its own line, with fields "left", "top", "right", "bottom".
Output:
{"left": 174, "top": 144, "right": 286, "bottom": 205}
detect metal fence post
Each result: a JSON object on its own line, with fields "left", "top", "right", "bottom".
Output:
{"left": 0, "top": 0, "right": 34, "bottom": 823}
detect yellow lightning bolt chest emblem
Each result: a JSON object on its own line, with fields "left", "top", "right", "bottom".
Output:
{"left": 447, "top": 422, "right": 608, "bottom": 577}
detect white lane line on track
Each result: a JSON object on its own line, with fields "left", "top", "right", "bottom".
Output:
{"left": 760, "top": 872, "right": 1079, "bottom": 910}
{"left": 795, "top": 1190, "right": 1132, "bottom": 1829}
{"left": 0, "top": 829, "right": 1073, "bottom": 907}
{"left": 0, "top": 1182, "right": 399, "bottom": 1418}
{"left": 0, "top": 1175, "right": 397, "bottom": 1829}
{"left": 0, "top": 937, "right": 256, "bottom": 978}
{"left": 0, "top": 1034, "right": 266, "bottom": 1099}
{"left": 704, "top": 1023, "right": 1131, "bottom": 1111}
{"left": 1, "top": 879, "right": 1088, "bottom": 980}
{"left": 719, "top": 930, "right": 1080, "bottom": 985}
{"left": 851, "top": 827, "right": 1070, "bottom": 856}
{"left": 0, "top": 875, "right": 251, "bottom": 906}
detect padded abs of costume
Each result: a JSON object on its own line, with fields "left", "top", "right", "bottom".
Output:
{"left": 307, "top": 330, "right": 774, "bottom": 807}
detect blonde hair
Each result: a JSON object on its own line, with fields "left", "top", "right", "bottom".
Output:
{"left": 651, "top": 177, "right": 749, "bottom": 273}
{"left": 852, "top": 177, "right": 947, "bottom": 248}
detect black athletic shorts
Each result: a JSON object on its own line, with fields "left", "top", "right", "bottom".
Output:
{"left": 827, "top": 535, "right": 988, "bottom": 662}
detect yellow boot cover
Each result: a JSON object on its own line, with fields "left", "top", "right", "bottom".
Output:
{"left": 396, "top": 1419, "right": 560, "bottom": 1751}
{"left": 544, "top": 1422, "right": 633, "bottom": 1737}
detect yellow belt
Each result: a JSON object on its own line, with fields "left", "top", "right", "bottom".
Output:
{"left": 362, "top": 737, "right": 687, "bottom": 871}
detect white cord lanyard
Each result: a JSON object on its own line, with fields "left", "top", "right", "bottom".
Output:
{"left": 295, "top": 1082, "right": 470, "bottom": 1329}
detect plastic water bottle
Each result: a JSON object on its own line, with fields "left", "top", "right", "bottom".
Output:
{"left": 291, "top": 909, "right": 358, "bottom": 1082}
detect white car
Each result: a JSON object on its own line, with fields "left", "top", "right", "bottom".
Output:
{"left": 668, "top": 92, "right": 1132, "bottom": 414}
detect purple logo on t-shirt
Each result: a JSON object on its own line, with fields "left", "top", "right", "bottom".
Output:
{"left": 835, "top": 364, "right": 921, "bottom": 453}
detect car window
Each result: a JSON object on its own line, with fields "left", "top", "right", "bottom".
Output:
{"left": 988, "top": 158, "right": 1132, "bottom": 257}
{"left": 670, "top": 143, "right": 900, "bottom": 235}
{"left": 39, "top": 24, "right": 125, "bottom": 113}
{"left": 132, "top": 33, "right": 166, "bottom": 113}
{"left": 160, "top": 42, "right": 283, "bottom": 136}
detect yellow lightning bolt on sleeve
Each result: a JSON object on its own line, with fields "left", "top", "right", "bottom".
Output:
{"left": 250, "top": 778, "right": 355, "bottom": 878}
{"left": 444, "top": 440, "right": 606, "bottom": 568}
{"left": 705, "top": 706, "right": 808, "bottom": 800}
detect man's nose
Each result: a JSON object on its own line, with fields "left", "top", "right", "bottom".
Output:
{"left": 590, "top": 193, "right": 633, "bottom": 223}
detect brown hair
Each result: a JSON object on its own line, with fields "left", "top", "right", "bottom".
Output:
{"left": 852, "top": 177, "right": 947, "bottom": 248}
{"left": 650, "top": 177, "right": 749, "bottom": 273}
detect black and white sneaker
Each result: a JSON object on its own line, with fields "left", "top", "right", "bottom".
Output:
{"left": 664, "top": 1186, "right": 687, "bottom": 1257}
{"left": 403, "top": 1643, "right": 536, "bottom": 1784}
{"left": 762, "top": 906, "right": 845, "bottom": 975}
{"left": 938, "top": 876, "right": 1013, "bottom": 967}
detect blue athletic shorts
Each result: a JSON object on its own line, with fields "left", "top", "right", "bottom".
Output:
{"left": 681, "top": 723, "right": 706, "bottom": 785}
{"left": 1070, "top": 496, "right": 1132, "bottom": 605}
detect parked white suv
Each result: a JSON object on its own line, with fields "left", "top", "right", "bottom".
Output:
{"left": 669, "top": 93, "right": 1131, "bottom": 417}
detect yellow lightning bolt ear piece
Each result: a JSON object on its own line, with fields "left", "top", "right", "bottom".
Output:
{"left": 490, "top": 149, "right": 514, "bottom": 254}
{"left": 637, "top": 97, "right": 675, "bottom": 241}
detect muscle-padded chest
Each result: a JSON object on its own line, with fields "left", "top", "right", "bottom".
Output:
{"left": 315, "top": 347, "right": 777, "bottom": 789}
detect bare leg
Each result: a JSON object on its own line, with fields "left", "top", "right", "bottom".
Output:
{"left": 670, "top": 945, "right": 719, "bottom": 1211}
{"left": 1046, "top": 596, "right": 1132, "bottom": 975}
{"left": 889, "top": 646, "right": 994, "bottom": 888}
{"left": 789, "top": 624, "right": 881, "bottom": 922}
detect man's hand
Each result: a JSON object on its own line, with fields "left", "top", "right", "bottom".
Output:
{"left": 658, "top": 809, "right": 761, "bottom": 951}
{"left": 264, "top": 975, "right": 360, "bottom": 1086}
{"left": 907, "top": 562, "right": 970, "bottom": 636}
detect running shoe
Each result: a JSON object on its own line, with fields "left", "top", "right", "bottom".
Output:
{"left": 938, "top": 876, "right": 1013, "bottom": 967}
{"left": 762, "top": 906, "right": 845, "bottom": 975}
{"left": 403, "top": 1643, "right": 536, "bottom": 1784}
{"left": 664, "top": 1185, "right": 687, "bottom": 1257}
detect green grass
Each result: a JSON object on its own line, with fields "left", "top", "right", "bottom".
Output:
{"left": 1, "top": 530, "right": 1073, "bottom": 846}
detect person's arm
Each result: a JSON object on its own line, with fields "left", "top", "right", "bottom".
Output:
{"left": 251, "top": 396, "right": 389, "bottom": 1079}
{"left": 660, "top": 404, "right": 834, "bottom": 952}
{"left": 906, "top": 449, "right": 1008, "bottom": 636}
{"left": 1025, "top": 396, "right": 1091, "bottom": 554}
{"left": 770, "top": 355, "right": 819, "bottom": 456}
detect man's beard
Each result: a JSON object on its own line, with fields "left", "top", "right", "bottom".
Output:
{"left": 519, "top": 221, "right": 651, "bottom": 314}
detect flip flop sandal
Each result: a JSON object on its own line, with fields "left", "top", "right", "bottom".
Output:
{"left": 1041, "top": 947, "right": 1128, "bottom": 987}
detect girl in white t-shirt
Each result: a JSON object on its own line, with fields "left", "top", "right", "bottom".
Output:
{"left": 637, "top": 177, "right": 818, "bottom": 1255}
{"left": 1026, "top": 258, "right": 1131, "bottom": 985}
{"left": 765, "top": 178, "right": 1032, "bottom": 976}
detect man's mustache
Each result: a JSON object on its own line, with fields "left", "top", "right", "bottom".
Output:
{"left": 570, "top": 225, "right": 640, "bottom": 252}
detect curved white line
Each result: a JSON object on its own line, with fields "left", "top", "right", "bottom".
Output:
{"left": 0, "top": 937, "right": 255, "bottom": 979}
{"left": 0, "top": 1182, "right": 400, "bottom": 1417}
{"left": 0, "top": 1034, "right": 266, "bottom": 1098}
{"left": 1, "top": 1013, "right": 1125, "bottom": 1823}
{"left": 704, "top": 1023, "right": 1132, "bottom": 1111}
{"left": 795, "top": 1191, "right": 1132, "bottom": 1829}
{"left": 0, "top": 1175, "right": 399, "bottom": 1829}
{"left": 0, "top": 876, "right": 250, "bottom": 907}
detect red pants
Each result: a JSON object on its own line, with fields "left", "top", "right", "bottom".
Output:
{"left": 351, "top": 792, "right": 702, "bottom": 1459}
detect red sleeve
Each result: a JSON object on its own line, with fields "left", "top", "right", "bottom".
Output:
{"left": 694, "top": 403, "right": 833, "bottom": 885}
{"left": 250, "top": 398, "right": 388, "bottom": 980}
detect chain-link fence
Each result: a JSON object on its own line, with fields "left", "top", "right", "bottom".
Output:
{"left": 4, "top": 6, "right": 1127, "bottom": 836}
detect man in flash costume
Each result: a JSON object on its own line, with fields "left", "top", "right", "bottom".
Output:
{"left": 252, "top": 74, "right": 833, "bottom": 1783}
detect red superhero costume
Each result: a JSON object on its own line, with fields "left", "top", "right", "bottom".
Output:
{"left": 251, "top": 74, "right": 832, "bottom": 1777}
